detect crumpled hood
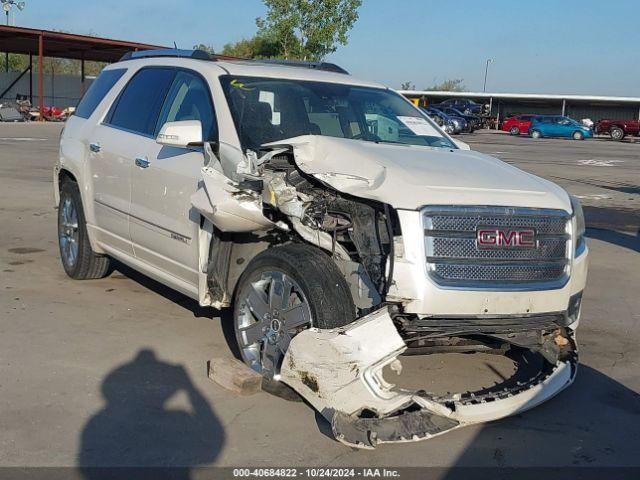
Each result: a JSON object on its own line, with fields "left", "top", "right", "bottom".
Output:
{"left": 265, "top": 135, "right": 571, "bottom": 211}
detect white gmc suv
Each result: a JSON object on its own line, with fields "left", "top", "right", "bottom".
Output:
{"left": 55, "top": 49, "right": 588, "bottom": 448}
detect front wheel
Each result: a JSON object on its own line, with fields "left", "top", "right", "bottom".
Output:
{"left": 509, "top": 126, "right": 520, "bottom": 135}
{"left": 530, "top": 130, "right": 542, "bottom": 139}
{"left": 572, "top": 131, "right": 584, "bottom": 140}
{"left": 610, "top": 127, "right": 625, "bottom": 141}
{"left": 233, "top": 244, "right": 356, "bottom": 379}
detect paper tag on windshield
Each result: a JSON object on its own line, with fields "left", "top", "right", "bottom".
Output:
{"left": 398, "top": 116, "right": 440, "bottom": 136}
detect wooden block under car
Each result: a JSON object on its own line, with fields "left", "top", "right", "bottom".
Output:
{"left": 207, "top": 356, "right": 262, "bottom": 396}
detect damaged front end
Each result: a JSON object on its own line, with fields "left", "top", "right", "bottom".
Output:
{"left": 280, "top": 307, "right": 577, "bottom": 449}
{"left": 191, "top": 136, "right": 581, "bottom": 448}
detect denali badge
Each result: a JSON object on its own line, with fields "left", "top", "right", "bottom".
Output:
{"left": 477, "top": 228, "right": 536, "bottom": 248}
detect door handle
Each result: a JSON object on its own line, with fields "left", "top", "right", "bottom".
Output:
{"left": 89, "top": 142, "right": 101, "bottom": 153}
{"left": 135, "top": 157, "right": 150, "bottom": 169}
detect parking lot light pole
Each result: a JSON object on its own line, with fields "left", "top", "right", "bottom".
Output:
{"left": 3, "top": 2, "right": 8, "bottom": 72}
{"left": 2, "top": 0, "right": 27, "bottom": 72}
{"left": 483, "top": 58, "right": 493, "bottom": 92}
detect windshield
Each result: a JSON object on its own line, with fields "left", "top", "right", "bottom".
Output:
{"left": 220, "top": 75, "right": 455, "bottom": 152}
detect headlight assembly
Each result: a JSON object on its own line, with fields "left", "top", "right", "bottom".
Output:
{"left": 570, "top": 195, "right": 586, "bottom": 255}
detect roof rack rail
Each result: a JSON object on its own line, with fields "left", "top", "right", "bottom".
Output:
{"left": 119, "top": 49, "right": 211, "bottom": 62}
{"left": 118, "top": 49, "right": 350, "bottom": 75}
{"left": 254, "top": 59, "right": 349, "bottom": 75}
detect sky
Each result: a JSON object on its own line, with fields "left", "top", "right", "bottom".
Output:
{"left": 9, "top": 0, "right": 640, "bottom": 96}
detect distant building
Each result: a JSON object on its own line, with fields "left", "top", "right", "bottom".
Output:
{"left": 400, "top": 90, "right": 640, "bottom": 123}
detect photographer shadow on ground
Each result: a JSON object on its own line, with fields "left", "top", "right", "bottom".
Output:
{"left": 78, "top": 349, "right": 224, "bottom": 480}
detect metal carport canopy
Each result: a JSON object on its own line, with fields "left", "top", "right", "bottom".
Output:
{"left": 398, "top": 90, "right": 640, "bottom": 104}
{"left": 0, "top": 25, "right": 165, "bottom": 116}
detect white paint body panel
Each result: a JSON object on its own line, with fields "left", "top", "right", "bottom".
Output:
{"left": 267, "top": 135, "right": 572, "bottom": 211}
{"left": 129, "top": 141, "right": 204, "bottom": 286}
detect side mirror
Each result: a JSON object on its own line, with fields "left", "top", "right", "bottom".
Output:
{"left": 156, "top": 120, "right": 203, "bottom": 148}
{"left": 452, "top": 139, "right": 471, "bottom": 150}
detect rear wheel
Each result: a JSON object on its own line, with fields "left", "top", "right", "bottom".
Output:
{"left": 58, "top": 181, "right": 111, "bottom": 279}
{"left": 530, "top": 130, "right": 542, "bottom": 139}
{"left": 610, "top": 127, "right": 625, "bottom": 141}
{"left": 572, "top": 131, "right": 584, "bottom": 141}
{"left": 233, "top": 244, "right": 356, "bottom": 379}
{"left": 509, "top": 126, "right": 520, "bottom": 135}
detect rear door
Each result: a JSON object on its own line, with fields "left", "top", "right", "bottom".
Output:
{"left": 129, "top": 69, "right": 218, "bottom": 286}
{"left": 97, "top": 66, "right": 176, "bottom": 256}
{"left": 77, "top": 68, "right": 134, "bottom": 255}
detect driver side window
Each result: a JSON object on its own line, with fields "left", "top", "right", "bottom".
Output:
{"left": 156, "top": 70, "right": 218, "bottom": 142}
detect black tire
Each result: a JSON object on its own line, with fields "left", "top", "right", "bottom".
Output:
{"left": 530, "top": 129, "right": 542, "bottom": 139}
{"left": 58, "top": 180, "right": 111, "bottom": 279}
{"left": 233, "top": 243, "right": 356, "bottom": 377}
{"left": 235, "top": 243, "right": 355, "bottom": 330}
{"left": 509, "top": 126, "right": 520, "bottom": 135}
{"left": 572, "top": 130, "right": 584, "bottom": 141}
{"left": 610, "top": 127, "right": 625, "bottom": 141}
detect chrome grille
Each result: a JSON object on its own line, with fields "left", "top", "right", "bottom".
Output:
{"left": 423, "top": 206, "right": 571, "bottom": 289}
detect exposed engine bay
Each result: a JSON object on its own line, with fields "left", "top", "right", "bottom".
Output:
{"left": 192, "top": 139, "right": 396, "bottom": 313}
{"left": 190, "top": 136, "right": 582, "bottom": 448}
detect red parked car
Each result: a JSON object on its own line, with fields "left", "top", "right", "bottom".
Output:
{"left": 502, "top": 114, "right": 539, "bottom": 135}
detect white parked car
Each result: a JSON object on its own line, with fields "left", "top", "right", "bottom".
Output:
{"left": 55, "top": 49, "right": 588, "bottom": 448}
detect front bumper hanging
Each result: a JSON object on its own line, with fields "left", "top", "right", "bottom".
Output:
{"left": 279, "top": 307, "right": 577, "bottom": 449}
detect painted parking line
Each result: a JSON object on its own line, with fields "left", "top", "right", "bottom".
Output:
{"left": 577, "top": 159, "right": 624, "bottom": 167}
{"left": 0, "top": 137, "right": 48, "bottom": 141}
{"left": 575, "top": 194, "right": 613, "bottom": 200}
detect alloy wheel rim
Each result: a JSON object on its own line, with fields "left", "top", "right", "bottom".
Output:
{"left": 235, "top": 270, "right": 312, "bottom": 377}
{"left": 59, "top": 197, "right": 79, "bottom": 267}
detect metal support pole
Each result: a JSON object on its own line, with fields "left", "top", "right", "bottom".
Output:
{"left": 562, "top": 99, "right": 566, "bottom": 116}
{"left": 488, "top": 97, "right": 493, "bottom": 128}
{"left": 29, "top": 53, "right": 32, "bottom": 103}
{"left": 4, "top": 11, "right": 8, "bottom": 73}
{"left": 80, "top": 53, "right": 86, "bottom": 96}
{"left": 38, "top": 34, "right": 44, "bottom": 121}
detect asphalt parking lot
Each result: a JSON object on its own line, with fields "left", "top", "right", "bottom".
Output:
{"left": 1, "top": 123, "right": 639, "bottom": 473}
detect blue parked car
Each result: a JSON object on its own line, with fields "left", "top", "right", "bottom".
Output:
{"left": 433, "top": 107, "right": 479, "bottom": 132}
{"left": 432, "top": 98, "right": 484, "bottom": 115}
{"left": 422, "top": 107, "right": 468, "bottom": 134}
{"left": 529, "top": 116, "right": 593, "bottom": 140}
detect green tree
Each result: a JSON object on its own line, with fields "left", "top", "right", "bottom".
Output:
{"left": 193, "top": 44, "right": 215, "bottom": 54}
{"left": 256, "top": 0, "right": 362, "bottom": 61}
{"left": 195, "top": 35, "right": 287, "bottom": 59}
{"left": 425, "top": 78, "right": 466, "bottom": 92}
{"left": 220, "top": 34, "right": 286, "bottom": 58}
{"left": 0, "top": 54, "right": 29, "bottom": 72}
{"left": 400, "top": 81, "right": 415, "bottom": 90}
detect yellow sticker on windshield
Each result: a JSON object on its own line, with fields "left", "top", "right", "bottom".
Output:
{"left": 230, "top": 79, "right": 254, "bottom": 91}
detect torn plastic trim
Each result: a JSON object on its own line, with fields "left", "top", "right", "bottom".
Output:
{"left": 192, "top": 166, "right": 277, "bottom": 233}
{"left": 279, "top": 306, "right": 577, "bottom": 449}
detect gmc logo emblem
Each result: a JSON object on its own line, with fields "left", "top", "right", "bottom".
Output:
{"left": 477, "top": 228, "right": 536, "bottom": 248}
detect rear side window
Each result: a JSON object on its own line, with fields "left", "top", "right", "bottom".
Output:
{"left": 107, "top": 68, "right": 175, "bottom": 136}
{"left": 75, "top": 68, "right": 126, "bottom": 119}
